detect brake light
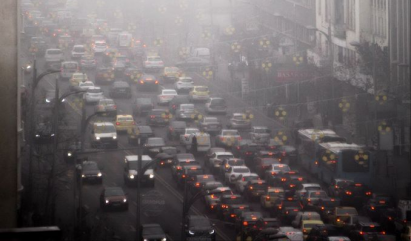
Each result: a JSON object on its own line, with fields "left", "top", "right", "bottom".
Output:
{"left": 381, "top": 231, "right": 386, "bottom": 235}
{"left": 132, "top": 122, "right": 135, "bottom": 125}
{"left": 195, "top": 183, "right": 200, "bottom": 187}
{"left": 278, "top": 206, "right": 282, "bottom": 209}
{"left": 266, "top": 196, "right": 270, "bottom": 201}
{"left": 116, "top": 122, "right": 120, "bottom": 125}
{"left": 281, "top": 178, "right": 287, "bottom": 182}
{"left": 140, "top": 80, "right": 144, "bottom": 84}
{"left": 251, "top": 217, "right": 257, "bottom": 220}
{"left": 150, "top": 115, "right": 155, "bottom": 119}
{"left": 303, "top": 229, "right": 307, "bottom": 234}
{"left": 237, "top": 137, "right": 242, "bottom": 141}
{"left": 231, "top": 214, "right": 236, "bottom": 218}
{"left": 307, "top": 198, "right": 311, "bottom": 203}
{"left": 355, "top": 183, "right": 362, "bottom": 187}
{"left": 243, "top": 221, "right": 248, "bottom": 226}
{"left": 182, "top": 174, "right": 186, "bottom": 178}
{"left": 220, "top": 137, "right": 224, "bottom": 141}
{"left": 172, "top": 105, "right": 176, "bottom": 109}
{"left": 321, "top": 206, "right": 325, "bottom": 210}
{"left": 365, "top": 191, "right": 372, "bottom": 196}
{"left": 371, "top": 206, "right": 375, "bottom": 210}
{"left": 282, "top": 151, "right": 286, "bottom": 157}
{"left": 155, "top": 80, "right": 159, "bottom": 84}
{"left": 177, "top": 166, "right": 181, "bottom": 170}
{"left": 210, "top": 205, "right": 214, "bottom": 209}
{"left": 359, "top": 231, "right": 364, "bottom": 235}
{"left": 345, "top": 191, "right": 352, "bottom": 195}
{"left": 298, "top": 177, "right": 303, "bottom": 181}
{"left": 230, "top": 196, "right": 237, "bottom": 199}
{"left": 290, "top": 184, "right": 295, "bottom": 188}
{"left": 236, "top": 146, "right": 240, "bottom": 150}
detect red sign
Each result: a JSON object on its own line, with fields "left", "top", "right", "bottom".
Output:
{"left": 277, "top": 69, "right": 314, "bottom": 82}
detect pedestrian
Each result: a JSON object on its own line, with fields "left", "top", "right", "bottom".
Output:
{"left": 190, "top": 135, "right": 198, "bottom": 156}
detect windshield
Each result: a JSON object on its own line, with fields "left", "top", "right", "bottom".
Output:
{"left": 143, "top": 226, "right": 164, "bottom": 236}
{"left": 88, "top": 88, "right": 103, "bottom": 94}
{"left": 336, "top": 208, "right": 358, "bottom": 215}
{"left": 105, "top": 188, "right": 125, "bottom": 196}
{"left": 163, "top": 90, "right": 177, "bottom": 95}
{"left": 181, "top": 105, "right": 194, "bottom": 110}
{"left": 74, "top": 46, "right": 85, "bottom": 52}
{"left": 95, "top": 42, "right": 106, "bottom": 47}
{"left": 255, "top": 128, "right": 270, "bottom": 133}
{"left": 147, "top": 139, "right": 165, "bottom": 146}
{"left": 48, "top": 50, "right": 62, "bottom": 55}
{"left": 362, "top": 226, "right": 382, "bottom": 233}
{"left": 233, "top": 167, "right": 249, "bottom": 173}
{"left": 244, "top": 176, "right": 259, "bottom": 182}
{"left": 63, "top": 63, "right": 77, "bottom": 68}
{"left": 196, "top": 87, "right": 208, "bottom": 92}
{"left": 204, "top": 117, "right": 218, "bottom": 123}
{"left": 303, "top": 223, "right": 320, "bottom": 229}
{"left": 309, "top": 191, "right": 328, "bottom": 198}
{"left": 100, "top": 100, "right": 114, "bottom": 105}
{"left": 117, "top": 117, "right": 133, "bottom": 121}
{"left": 95, "top": 125, "right": 116, "bottom": 133}
{"left": 228, "top": 160, "right": 244, "bottom": 166}
{"left": 83, "top": 162, "right": 98, "bottom": 171}
{"left": 274, "top": 165, "right": 291, "bottom": 171}
{"left": 223, "top": 130, "right": 239, "bottom": 136}
{"left": 217, "top": 155, "right": 234, "bottom": 159}
{"left": 148, "top": 56, "right": 161, "bottom": 61}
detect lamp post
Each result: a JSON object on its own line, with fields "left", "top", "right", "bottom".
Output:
{"left": 27, "top": 60, "right": 60, "bottom": 210}
{"left": 307, "top": 25, "right": 334, "bottom": 128}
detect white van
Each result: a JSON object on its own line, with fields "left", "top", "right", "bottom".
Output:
{"left": 44, "top": 49, "right": 63, "bottom": 65}
{"left": 187, "top": 132, "right": 211, "bottom": 152}
{"left": 190, "top": 47, "right": 210, "bottom": 62}
{"left": 60, "top": 61, "right": 79, "bottom": 80}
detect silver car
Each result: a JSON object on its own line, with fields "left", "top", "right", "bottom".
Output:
{"left": 250, "top": 126, "right": 271, "bottom": 144}
{"left": 84, "top": 86, "right": 104, "bottom": 104}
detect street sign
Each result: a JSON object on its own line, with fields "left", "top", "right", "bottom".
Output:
{"left": 141, "top": 190, "right": 166, "bottom": 217}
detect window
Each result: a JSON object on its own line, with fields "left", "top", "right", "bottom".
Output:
{"left": 341, "top": 150, "right": 370, "bottom": 172}
{"left": 318, "top": 0, "right": 321, "bottom": 15}
{"left": 346, "top": 0, "right": 356, "bottom": 31}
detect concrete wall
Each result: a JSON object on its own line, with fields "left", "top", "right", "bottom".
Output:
{"left": 0, "top": 0, "right": 18, "bottom": 228}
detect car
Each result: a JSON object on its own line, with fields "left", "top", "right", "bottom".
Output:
{"left": 234, "top": 211, "right": 263, "bottom": 234}
{"left": 29, "top": 36, "right": 47, "bottom": 54}
{"left": 95, "top": 67, "right": 115, "bottom": 85}
{"left": 157, "top": 89, "right": 178, "bottom": 105}
{"left": 302, "top": 220, "right": 325, "bottom": 239}
{"left": 226, "top": 113, "right": 252, "bottom": 129}
{"left": 208, "top": 152, "right": 234, "bottom": 174}
{"left": 146, "top": 109, "right": 171, "bottom": 126}
{"left": 349, "top": 222, "right": 384, "bottom": 241}
{"left": 84, "top": 86, "right": 104, "bottom": 104}
{"left": 60, "top": 61, "right": 79, "bottom": 80}
{"left": 189, "top": 86, "right": 210, "bottom": 101}
{"left": 233, "top": 141, "right": 263, "bottom": 164}
{"left": 185, "top": 216, "right": 216, "bottom": 241}
{"left": 137, "top": 74, "right": 159, "bottom": 91}
{"left": 190, "top": 174, "right": 216, "bottom": 194}
{"left": 132, "top": 98, "right": 154, "bottom": 116}
{"left": 71, "top": 44, "right": 86, "bottom": 59}
{"left": 42, "top": 89, "right": 66, "bottom": 109}
{"left": 99, "top": 187, "right": 128, "bottom": 211}
{"left": 95, "top": 98, "right": 117, "bottom": 116}
{"left": 34, "top": 121, "right": 54, "bottom": 145}
{"left": 109, "top": 81, "right": 132, "bottom": 98}
{"left": 123, "top": 66, "right": 143, "bottom": 84}
{"left": 291, "top": 211, "right": 322, "bottom": 229}
{"left": 313, "top": 198, "right": 341, "bottom": 222}
{"left": 91, "top": 122, "right": 118, "bottom": 148}
{"left": 202, "top": 181, "right": 224, "bottom": 194}
{"left": 339, "top": 182, "right": 372, "bottom": 208}
{"left": 171, "top": 153, "right": 197, "bottom": 180}
{"left": 253, "top": 157, "right": 281, "bottom": 177}
{"left": 161, "top": 66, "right": 182, "bottom": 81}
{"left": 278, "top": 145, "right": 298, "bottom": 165}
{"left": 93, "top": 41, "right": 107, "bottom": 54}
{"left": 217, "top": 194, "right": 246, "bottom": 219}
{"left": 260, "top": 187, "right": 285, "bottom": 209}
{"left": 205, "top": 97, "right": 227, "bottom": 114}
{"left": 328, "top": 206, "right": 359, "bottom": 227}
{"left": 300, "top": 190, "right": 329, "bottom": 210}
{"left": 44, "top": 48, "right": 63, "bottom": 67}
{"left": 144, "top": 137, "right": 166, "bottom": 158}
{"left": 224, "top": 166, "right": 251, "bottom": 185}
{"left": 155, "top": 146, "right": 178, "bottom": 167}
{"left": 223, "top": 204, "right": 251, "bottom": 223}
{"left": 234, "top": 173, "right": 260, "bottom": 194}
{"left": 175, "top": 104, "right": 197, "bottom": 120}
{"left": 267, "top": 170, "right": 304, "bottom": 192}
{"left": 277, "top": 198, "right": 304, "bottom": 224}
{"left": 219, "top": 158, "right": 245, "bottom": 180}
{"left": 295, "top": 183, "right": 323, "bottom": 199}
{"left": 243, "top": 180, "right": 268, "bottom": 201}
{"left": 139, "top": 224, "right": 167, "bottom": 241}
{"left": 176, "top": 57, "right": 210, "bottom": 70}
{"left": 328, "top": 178, "right": 355, "bottom": 197}
{"left": 169, "top": 95, "right": 191, "bottom": 114}
{"left": 76, "top": 81, "right": 94, "bottom": 92}
{"left": 178, "top": 165, "right": 204, "bottom": 187}
{"left": 112, "top": 55, "right": 129, "bottom": 73}
{"left": 114, "top": 115, "right": 135, "bottom": 133}
{"left": 80, "top": 54, "right": 96, "bottom": 69}
{"left": 63, "top": 141, "right": 81, "bottom": 163}
{"left": 127, "top": 125, "right": 154, "bottom": 146}
{"left": 204, "top": 187, "right": 233, "bottom": 212}
{"left": 215, "top": 129, "right": 241, "bottom": 148}
{"left": 363, "top": 194, "right": 393, "bottom": 221}
{"left": 305, "top": 224, "right": 347, "bottom": 241}
{"left": 143, "top": 55, "right": 164, "bottom": 72}
{"left": 250, "top": 126, "right": 271, "bottom": 144}
{"left": 81, "top": 161, "right": 103, "bottom": 184}
{"left": 167, "top": 121, "right": 187, "bottom": 141}
{"left": 123, "top": 155, "right": 155, "bottom": 187}
{"left": 271, "top": 197, "right": 302, "bottom": 216}
{"left": 179, "top": 128, "right": 200, "bottom": 146}
{"left": 174, "top": 76, "right": 194, "bottom": 93}
{"left": 69, "top": 72, "right": 88, "bottom": 89}
{"left": 198, "top": 116, "right": 222, "bottom": 134}
{"left": 264, "top": 164, "right": 291, "bottom": 180}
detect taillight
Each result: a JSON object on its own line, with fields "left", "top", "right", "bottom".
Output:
{"left": 182, "top": 174, "right": 186, "bottom": 178}
{"left": 365, "top": 191, "right": 372, "bottom": 196}
{"left": 113, "top": 105, "right": 117, "bottom": 109}
{"left": 140, "top": 80, "right": 144, "bottom": 84}
{"left": 345, "top": 191, "right": 352, "bottom": 195}
{"left": 150, "top": 115, "right": 155, "bottom": 119}
{"left": 230, "top": 214, "right": 236, "bottom": 218}
{"left": 266, "top": 196, "right": 270, "bottom": 201}
{"left": 116, "top": 122, "right": 120, "bottom": 125}
{"left": 243, "top": 221, "right": 248, "bottom": 226}
{"left": 220, "top": 137, "right": 224, "bottom": 141}
{"left": 172, "top": 105, "right": 176, "bottom": 109}
{"left": 155, "top": 80, "right": 159, "bottom": 84}
{"left": 237, "top": 137, "right": 242, "bottom": 141}
{"left": 195, "top": 183, "right": 200, "bottom": 187}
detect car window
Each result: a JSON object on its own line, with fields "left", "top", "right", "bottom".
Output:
{"left": 309, "top": 191, "right": 328, "bottom": 198}
{"left": 254, "top": 128, "right": 270, "bottom": 133}
{"left": 62, "top": 62, "right": 77, "bottom": 68}
{"left": 105, "top": 188, "right": 125, "bottom": 196}
{"left": 223, "top": 130, "right": 239, "bottom": 136}
{"left": 195, "top": 87, "right": 208, "bottom": 92}
{"left": 148, "top": 56, "right": 161, "bottom": 61}
{"left": 217, "top": 155, "right": 234, "bottom": 159}
{"left": 186, "top": 129, "right": 199, "bottom": 135}
{"left": 233, "top": 167, "right": 249, "bottom": 173}
{"left": 88, "top": 88, "right": 103, "bottom": 93}
{"left": 74, "top": 46, "right": 85, "bottom": 52}
{"left": 147, "top": 138, "right": 165, "bottom": 145}
{"left": 163, "top": 90, "right": 177, "bottom": 95}
{"left": 117, "top": 117, "right": 133, "bottom": 121}
{"left": 181, "top": 105, "right": 194, "bottom": 110}
{"left": 137, "top": 98, "right": 152, "bottom": 104}
{"left": 273, "top": 165, "right": 290, "bottom": 171}
{"left": 95, "top": 125, "right": 116, "bottom": 133}
{"left": 228, "top": 159, "right": 244, "bottom": 166}
{"left": 211, "top": 99, "right": 225, "bottom": 105}
{"left": 244, "top": 176, "right": 259, "bottom": 182}
{"left": 204, "top": 117, "right": 218, "bottom": 123}
{"left": 47, "top": 50, "right": 62, "bottom": 55}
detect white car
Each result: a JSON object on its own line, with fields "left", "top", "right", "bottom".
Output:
{"left": 157, "top": 89, "right": 178, "bottom": 105}
{"left": 71, "top": 45, "right": 86, "bottom": 59}
{"left": 180, "top": 128, "right": 200, "bottom": 146}
{"left": 250, "top": 126, "right": 271, "bottom": 144}
{"left": 84, "top": 86, "right": 104, "bottom": 104}
{"left": 93, "top": 41, "right": 107, "bottom": 54}
{"left": 174, "top": 77, "right": 194, "bottom": 92}
{"left": 208, "top": 151, "right": 234, "bottom": 174}
{"left": 78, "top": 81, "right": 94, "bottom": 91}
{"left": 143, "top": 55, "right": 164, "bottom": 71}
{"left": 176, "top": 104, "right": 196, "bottom": 120}
{"left": 234, "top": 173, "right": 260, "bottom": 194}
{"left": 44, "top": 48, "right": 63, "bottom": 65}
{"left": 224, "top": 166, "right": 251, "bottom": 185}
{"left": 264, "top": 164, "right": 291, "bottom": 180}
{"left": 295, "top": 183, "right": 322, "bottom": 199}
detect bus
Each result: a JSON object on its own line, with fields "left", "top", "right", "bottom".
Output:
{"left": 316, "top": 142, "right": 373, "bottom": 186}
{"left": 297, "top": 129, "right": 346, "bottom": 175}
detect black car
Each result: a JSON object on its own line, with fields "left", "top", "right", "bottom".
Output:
{"left": 167, "top": 121, "right": 187, "bottom": 140}
{"left": 217, "top": 194, "right": 246, "bottom": 219}
{"left": 171, "top": 153, "right": 197, "bottom": 180}
{"left": 185, "top": 215, "right": 216, "bottom": 241}
{"left": 124, "top": 66, "right": 143, "bottom": 84}
{"left": 128, "top": 125, "right": 154, "bottom": 145}
{"left": 178, "top": 165, "right": 204, "bottom": 187}
{"left": 155, "top": 146, "right": 178, "bottom": 167}
{"left": 43, "top": 89, "right": 66, "bottom": 109}
{"left": 109, "top": 81, "right": 131, "bottom": 98}
{"left": 133, "top": 98, "right": 154, "bottom": 116}
{"left": 144, "top": 137, "right": 166, "bottom": 157}
{"left": 99, "top": 187, "right": 128, "bottom": 211}
{"left": 313, "top": 198, "right": 341, "bottom": 222}
{"left": 147, "top": 109, "right": 171, "bottom": 126}
{"left": 63, "top": 141, "right": 81, "bottom": 163}
{"left": 137, "top": 74, "right": 159, "bottom": 91}
{"left": 339, "top": 182, "right": 372, "bottom": 207}
{"left": 306, "top": 224, "right": 346, "bottom": 241}
{"left": 234, "top": 211, "right": 264, "bottom": 234}
{"left": 199, "top": 116, "right": 222, "bottom": 135}
{"left": 168, "top": 95, "right": 191, "bottom": 114}
{"left": 140, "top": 224, "right": 167, "bottom": 241}
{"left": 34, "top": 122, "right": 55, "bottom": 145}
{"left": 234, "top": 141, "right": 263, "bottom": 163}
{"left": 243, "top": 180, "right": 268, "bottom": 201}
{"left": 81, "top": 161, "right": 103, "bottom": 184}
{"left": 95, "top": 67, "right": 115, "bottom": 85}
{"left": 363, "top": 194, "right": 393, "bottom": 221}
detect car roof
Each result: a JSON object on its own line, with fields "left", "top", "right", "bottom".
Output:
{"left": 215, "top": 152, "right": 234, "bottom": 155}
{"left": 94, "top": 122, "right": 114, "bottom": 127}
{"left": 302, "top": 220, "right": 324, "bottom": 224}
{"left": 117, "top": 114, "right": 133, "bottom": 118}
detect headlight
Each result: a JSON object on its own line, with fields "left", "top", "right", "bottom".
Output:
{"left": 67, "top": 152, "right": 72, "bottom": 157}
{"left": 188, "top": 230, "right": 195, "bottom": 235}
{"left": 26, "top": 65, "right": 31, "bottom": 69}
{"left": 96, "top": 136, "right": 100, "bottom": 140}
{"left": 113, "top": 136, "right": 117, "bottom": 139}
{"left": 51, "top": 134, "right": 55, "bottom": 137}
{"left": 129, "top": 174, "right": 134, "bottom": 179}
{"left": 161, "top": 238, "right": 166, "bottom": 241}
{"left": 61, "top": 98, "right": 66, "bottom": 102}
{"left": 105, "top": 200, "right": 109, "bottom": 204}
{"left": 81, "top": 174, "right": 85, "bottom": 178}
{"left": 35, "top": 134, "right": 40, "bottom": 137}
{"left": 97, "top": 173, "right": 102, "bottom": 177}
{"left": 45, "top": 99, "right": 51, "bottom": 103}
{"left": 144, "top": 239, "right": 148, "bottom": 241}
{"left": 123, "top": 198, "right": 127, "bottom": 203}
{"left": 209, "top": 230, "right": 215, "bottom": 235}
{"left": 149, "top": 174, "right": 154, "bottom": 179}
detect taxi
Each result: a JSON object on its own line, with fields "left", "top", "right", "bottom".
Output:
{"left": 189, "top": 86, "right": 210, "bottom": 101}
{"left": 260, "top": 187, "right": 285, "bottom": 209}
{"left": 115, "top": 115, "right": 136, "bottom": 133}
{"left": 161, "top": 66, "right": 182, "bottom": 81}
{"left": 301, "top": 220, "right": 324, "bottom": 239}
{"left": 69, "top": 72, "right": 88, "bottom": 89}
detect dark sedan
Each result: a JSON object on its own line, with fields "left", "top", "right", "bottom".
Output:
{"left": 140, "top": 224, "right": 167, "bottom": 241}
{"left": 199, "top": 116, "right": 222, "bottom": 134}
{"left": 99, "top": 187, "right": 128, "bottom": 211}
{"left": 109, "top": 81, "right": 131, "bottom": 98}
{"left": 155, "top": 146, "right": 178, "bottom": 167}
{"left": 127, "top": 125, "right": 154, "bottom": 146}
{"left": 144, "top": 137, "right": 166, "bottom": 157}
{"left": 133, "top": 98, "right": 154, "bottom": 116}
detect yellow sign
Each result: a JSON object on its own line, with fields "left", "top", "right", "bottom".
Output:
{"left": 231, "top": 42, "right": 241, "bottom": 53}
{"left": 275, "top": 107, "right": 287, "bottom": 120}
{"left": 225, "top": 26, "right": 235, "bottom": 35}
{"left": 154, "top": 38, "right": 163, "bottom": 46}
{"left": 259, "top": 37, "right": 270, "bottom": 48}
{"left": 175, "top": 16, "right": 183, "bottom": 25}
{"left": 202, "top": 68, "right": 213, "bottom": 79}
{"left": 261, "top": 61, "right": 272, "bottom": 72}
{"left": 293, "top": 54, "right": 304, "bottom": 65}
{"left": 274, "top": 131, "right": 288, "bottom": 145}
{"left": 378, "top": 121, "right": 391, "bottom": 134}
{"left": 338, "top": 99, "right": 350, "bottom": 112}
{"left": 375, "top": 93, "right": 388, "bottom": 105}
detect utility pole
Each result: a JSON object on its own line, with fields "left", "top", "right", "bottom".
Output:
{"left": 136, "top": 137, "right": 142, "bottom": 241}
{"left": 27, "top": 58, "right": 37, "bottom": 209}
{"left": 328, "top": 23, "right": 334, "bottom": 128}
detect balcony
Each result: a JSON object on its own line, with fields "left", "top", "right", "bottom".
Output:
{"left": 333, "top": 24, "right": 346, "bottom": 39}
